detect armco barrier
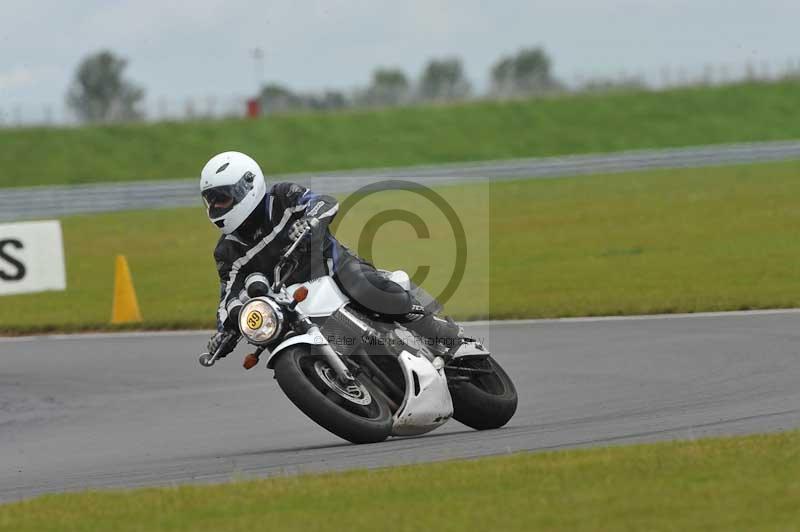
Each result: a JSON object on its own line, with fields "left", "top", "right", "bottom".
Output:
{"left": 2, "top": 140, "right": 800, "bottom": 222}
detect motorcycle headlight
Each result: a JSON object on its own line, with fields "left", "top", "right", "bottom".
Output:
{"left": 239, "top": 297, "right": 284, "bottom": 345}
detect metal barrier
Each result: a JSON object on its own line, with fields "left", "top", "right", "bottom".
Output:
{"left": 2, "top": 140, "right": 800, "bottom": 222}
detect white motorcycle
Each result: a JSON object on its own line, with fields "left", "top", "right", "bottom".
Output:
{"left": 199, "top": 221, "right": 517, "bottom": 444}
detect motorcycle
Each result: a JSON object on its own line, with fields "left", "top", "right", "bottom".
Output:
{"left": 199, "top": 219, "right": 517, "bottom": 443}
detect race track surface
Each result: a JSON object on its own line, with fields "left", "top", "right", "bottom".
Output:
{"left": 2, "top": 311, "right": 800, "bottom": 502}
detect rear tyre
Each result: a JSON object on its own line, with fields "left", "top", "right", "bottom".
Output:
{"left": 274, "top": 345, "right": 393, "bottom": 444}
{"left": 449, "top": 356, "right": 518, "bottom": 430}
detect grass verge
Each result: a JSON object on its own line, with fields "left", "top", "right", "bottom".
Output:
{"left": 3, "top": 80, "right": 800, "bottom": 187}
{"left": 2, "top": 160, "right": 800, "bottom": 334}
{"left": 1, "top": 431, "right": 798, "bottom": 531}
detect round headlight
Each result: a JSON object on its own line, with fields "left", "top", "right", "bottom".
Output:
{"left": 239, "top": 297, "right": 283, "bottom": 345}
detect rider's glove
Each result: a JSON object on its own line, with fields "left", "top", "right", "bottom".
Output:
{"left": 288, "top": 217, "right": 316, "bottom": 242}
{"left": 207, "top": 330, "right": 239, "bottom": 358}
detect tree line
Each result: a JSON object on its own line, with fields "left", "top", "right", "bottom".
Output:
{"left": 258, "top": 56, "right": 479, "bottom": 114}
{"left": 65, "top": 47, "right": 616, "bottom": 122}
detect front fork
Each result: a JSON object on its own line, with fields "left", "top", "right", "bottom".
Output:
{"left": 312, "top": 327, "right": 355, "bottom": 383}
{"left": 293, "top": 315, "right": 354, "bottom": 383}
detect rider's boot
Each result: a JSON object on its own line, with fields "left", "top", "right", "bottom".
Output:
{"left": 403, "top": 310, "right": 463, "bottom": 357}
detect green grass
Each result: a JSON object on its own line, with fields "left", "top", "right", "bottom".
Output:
{"left": 2, "top": 431, "right": 798, "bottom": 531}
{"left": 3, "top": 80, "right": 800, "bottom": 187}
{"left": 1, "top": 160, "right": 799, "bottom": 334}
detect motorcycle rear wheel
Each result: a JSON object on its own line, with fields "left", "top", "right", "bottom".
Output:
{"left": 274, "top": 345, "right": 393, "bottom": 444}
{"left": 449, "top": 356, "right": 518, "bottom": 430}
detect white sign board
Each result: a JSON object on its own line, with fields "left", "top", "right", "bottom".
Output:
{"left": 0, "top": 221, "right": 67, "bottom": 296}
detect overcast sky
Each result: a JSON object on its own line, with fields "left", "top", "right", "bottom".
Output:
{"left": 1, "top": 0, "right": 797, "bottom": 116}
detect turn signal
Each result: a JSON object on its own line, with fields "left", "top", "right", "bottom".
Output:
{"left": 293, "top": 286, "right": 309, "bottom": 303}
{"left": 243, "top": 353, "right": 260, "bottom": 370}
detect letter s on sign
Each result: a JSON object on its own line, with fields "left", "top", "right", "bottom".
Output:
{"left": 0, "top": 239, "right": 26, "bottom": 281}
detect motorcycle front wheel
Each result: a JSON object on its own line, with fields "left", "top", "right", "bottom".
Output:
{"left": 274, "top": 345, "right": 393, "bottom": 444}
{"left": 449, "top": 356, "right": 518, "bottom": 430}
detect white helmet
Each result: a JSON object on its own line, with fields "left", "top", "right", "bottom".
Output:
{"left": 200, "top": 151, "right": 267, "bottom": 234}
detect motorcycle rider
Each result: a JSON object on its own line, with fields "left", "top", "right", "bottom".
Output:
{"left": 201, "top": 151, "right": 462, "bottom": 359}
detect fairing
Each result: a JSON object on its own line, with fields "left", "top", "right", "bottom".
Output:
{"left": 390, "top": 350, "right": 453, "bottom": 436}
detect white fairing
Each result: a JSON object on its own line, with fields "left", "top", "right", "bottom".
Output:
{"left": 391, "top": 350, "right": 453, "bottom": 436}
{"left": 286, "top": 276, "right": 349, "bottom": 317}
{"left": 286, "top": 271, "right": 409, "bottom": 317}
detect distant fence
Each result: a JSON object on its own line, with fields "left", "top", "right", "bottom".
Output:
{"left": 2, "top": 140, "right": 800, "bottom": 222}
{"left": 3, "top": 58, "right": 800, "bottom": 128}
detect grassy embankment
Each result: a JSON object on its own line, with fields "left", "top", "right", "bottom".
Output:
{"left": 2, "top": 80, "right": 800, "bottom": 187}
{"left": 1, "top": 431, "right": 798, "bottom": 531}
{"left": 1, "top": 160, "right": 799, "bottom": 333}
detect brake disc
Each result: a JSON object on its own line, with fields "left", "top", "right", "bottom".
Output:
{"left": 313, "top": 360, "right": 373, "bottom": 406}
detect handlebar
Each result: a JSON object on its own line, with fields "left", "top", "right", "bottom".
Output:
{"left": 198, "top": 332, "right": 239, "bottom": 367}
{"left": 282, "top": 217, "right": 320, "bottom": 259}
{"left": 272, "top": 217, "right": 320, "bottom": 292}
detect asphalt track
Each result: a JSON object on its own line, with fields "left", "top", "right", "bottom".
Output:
{"left": 2, "top": 310, "right": 800, "bottom": 502}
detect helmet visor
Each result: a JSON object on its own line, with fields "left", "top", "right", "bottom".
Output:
{"left": 202, "top": 171, "right": 256, "bottom": 218}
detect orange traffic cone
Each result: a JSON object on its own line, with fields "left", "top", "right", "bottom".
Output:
{"left": 111, "top": 255, "right": 142, "bottom": 324}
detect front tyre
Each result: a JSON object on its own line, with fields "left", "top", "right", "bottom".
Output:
{"left": 449, "top": 356, "right": 518, "bottom": 430}
{"left": 274, "top": 345, "right": 393, "bottom": 444}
